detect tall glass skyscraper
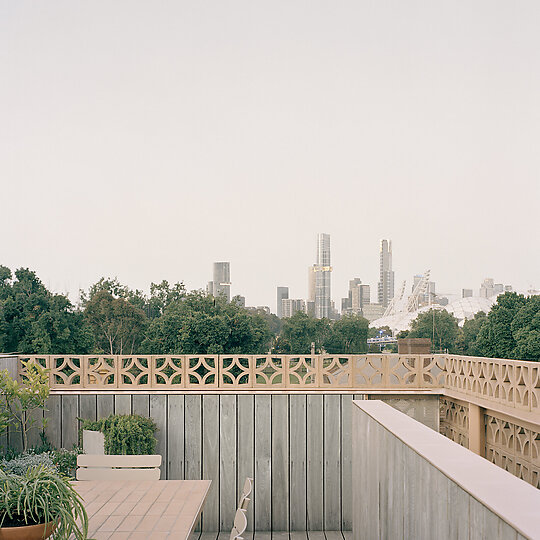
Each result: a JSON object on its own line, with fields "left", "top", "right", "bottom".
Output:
{"left": 314, "top": 233, "right": 332, "bottom": 318}
{"left": 207, "top": 262, "right": 231, "bottom": 302}
{"left": 276, "top": 286, "right": 289, "bottom": 318}
{"left": 377, "top": 240, "right": 394, "bottom": 308}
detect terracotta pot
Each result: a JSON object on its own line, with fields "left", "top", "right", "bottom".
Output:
{"left": 0, "top": 521, "right": 56, "bottom": 540}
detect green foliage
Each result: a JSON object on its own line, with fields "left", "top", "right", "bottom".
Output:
{"left": 460, "top": 311, "right": 488, "bottom": 356}
{"left": 0, "top": 465, "right": 89, "bottom": 539}
{"left": 0, "top": 266, "right": 93, "bottom": 354}
{"left": 84, "top": 290, "right": 148, "bottom": 354}
{"left": 0, "top": 452, "right": 55, "bottom": 475}
{"left": 475, "top": 293, "right": 540, "bottom": 361}
{"left": 406, "top": 309, "right": 460, "bottom": 352}
{"left": 277, "top": 312, "right": 368, "bottom": 354}
{"left": 81, "top": 414, "right": 158, "bottom": 455}
{"left": 476, "top": 292, "right": 528, "bottom": 359}
{"left": 276, "top": 312, "right": 332, "bottom": 354}
{"left": 0, "top": 361, "right": 50, "bottom": 451}
{"left": 142, "top": 291, "right": 272, "bottom": 354}
{"left": 325, "top": 314, "right": 369, "bottom": 353}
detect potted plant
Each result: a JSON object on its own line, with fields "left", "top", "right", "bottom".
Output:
{"left": 0, "top": 465, "right": 89, "bottom": 540}
{"left": 80, "top": 414, "right": 157, "bottom": 455}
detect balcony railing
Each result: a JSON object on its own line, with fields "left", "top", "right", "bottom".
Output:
{"left": 18, "top": 353, "right": 540, "bottom": 413}
{"left": 19, "top": 354, "right": 447, "bottom": 390}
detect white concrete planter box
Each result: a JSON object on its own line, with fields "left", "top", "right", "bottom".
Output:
{"left": 82, "top": 429, "right": 105, "bottom": 455}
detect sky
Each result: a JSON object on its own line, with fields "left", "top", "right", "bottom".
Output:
{"left": 1, "top": 1, "right": 539, "bottom": 313}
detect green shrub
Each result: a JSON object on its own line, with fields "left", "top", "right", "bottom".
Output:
{"left": 0, "top": 452, "right": 55, "bottom": 475}
{"left": 80, "top": 414, "right": 158, "bottom": 455}
{"left": 0, "top": 447, "right": 81, "bottom": 478}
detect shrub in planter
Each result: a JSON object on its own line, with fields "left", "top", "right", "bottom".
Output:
{"left": 80, "top": 414, "right": 157, "bottom": 455}
{"left": 0, "top": 465, "right": 89, "bottom": 540}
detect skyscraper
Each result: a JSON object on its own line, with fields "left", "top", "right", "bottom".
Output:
{"left": 207, "top": 262, "right": 231, "bottom": 302}
{"left": 377, "top": 239, "right": 394, "bottom": 308}
{"left": 276, "top": 287, "right": 289, "bottom": 318}
{"left": 314, "top": 233, "right": 332, "bottom": 318}
{"left": 281, "top": 298, "right": 306, "bottom": 318}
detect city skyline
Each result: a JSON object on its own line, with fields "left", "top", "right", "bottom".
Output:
{"left": 2, "top": 2, "right": 539, "bottom": 315}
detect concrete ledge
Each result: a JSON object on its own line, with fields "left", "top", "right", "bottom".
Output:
{"left": 353, "top": 400, "right": 540, "bottom": 539}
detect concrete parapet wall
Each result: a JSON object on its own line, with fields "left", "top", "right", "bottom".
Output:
{"left": 352, "top": 400, "right": 540, "bottom": 540}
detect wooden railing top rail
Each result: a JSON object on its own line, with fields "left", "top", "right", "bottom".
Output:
{"left": 16, "top": 354, "right": 540, "bottom": 414}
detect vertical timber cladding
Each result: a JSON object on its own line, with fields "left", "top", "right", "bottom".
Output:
{"left": 47, "top": 392, "right": 438, "bottom": 532}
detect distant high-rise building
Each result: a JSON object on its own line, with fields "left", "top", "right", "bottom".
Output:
{"left": 308, "top": 265, "right": 317, "bottom": 302}
{"left": 480, "top": 278, "right": 495, "bottom": 298}
{"left": 314, "top": 233, "right": 332, "bottom": 318}
{"left": 462, "top": 289, "right": 473, "bottom": 298}
{"left": 282, "top": 298, "right": 306, "bottom": 318}
{"left": 377, "top": 240, "right": 394, "bottom": 308}
{"left": 342, "top": 279, "right": 370, "bottom": 314}
{"left": 207, "top": 262, "right": 231, "bottom": 301}
{"left": 276, "top": 287, "right": 289, "bottom": 318}
{"left": 493, "top": 283, "right": 504, "bottom": 295}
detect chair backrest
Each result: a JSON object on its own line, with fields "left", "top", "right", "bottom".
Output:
{"left": 238, "top": 477, "right": 253, "bottom": 511}
{"left": 229, "top": 508, "right": 247, "bottom": 540}
{"left": 76, "top": 454, "right": 162, "bottom": 481}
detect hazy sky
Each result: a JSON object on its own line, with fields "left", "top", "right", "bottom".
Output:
{"left": 2, "top": 1, "right": 539, "bottom": 313}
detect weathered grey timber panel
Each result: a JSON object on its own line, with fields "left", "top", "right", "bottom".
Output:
{"left": 27, "top": 407, "right": 44, "bottom": 448}
{"left": 324, "top": 395, "right": 341, "bottom": 531}
{"left": 61, "top": 394, "right": 78, "bottom": 450}
{"left": 340, "top": 395, "right": 352, "bottom": 530}
{"left": 114, "top": 394, "right": 131, "bottom": 415}
{"left": 185, "top": 395, "right": 202, "bottom": 480}
{"left": 79, "top": 394, "right": 97, "bottom": 422}
{"left": 44, "top": 394, "right": 62, "bottom": 449}
{"left": 255, "top": 394, "right": 271, "bottom": 532}
{"left": 271, "top": 395, "right": 289, "bottom": 531}
{"left": 96, "top": 394, "right": 114, "bottom": 418}
{"left": 167, "top": 394, "right": 185, "bottom": 480}
{"left": 219, "top": 394, "right": 236, "bottom": 531}
{"left": 306, "top": 395, "right": 323, "bottom": 530}
{"left": 237, "top": 395, "right": 254, "bottom": 531}
{"left": 289, "top": 395, "right": 307, "bottom": 531}
{"left": 37, "top": 393, "right": 444, "bottom": 533}
{"left": 150, "top": 394, "right": 167, "bottom": 478}
{"left": 132, "top": 394, "right": 150, "bottom": 417}
{"left": 202, "top": 395, "right": 219, "bottom": 531}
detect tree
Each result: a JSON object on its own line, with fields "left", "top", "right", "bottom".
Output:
{"left": 141, "top": 291, "right": 272, "bottom": 354}
{"left": 325, "top": 314, "right": 369, "bottom": 353}
{"left": 406, "top": 309, "right": 460, "bottom": 352}
{"left": 511, "top": 295, "right": 540, "bottom": 361}
{"left": 460, "top": 311, "right": 487, "bottom": 356}
{"left": 84, "top": 291, "right": 148, "bottom": 354}
{"left": 0, "top": 266, "right": 93, "bottom": 354}
{"left": 276, "top": 312, "right": 332, "bottom": 354}
{"left": 476, "top": 292, "right": 528, "bottom": 359}
{"left": 0, "top": 361, "right": 49, "bottom": 451}
{"left": 148, "top": 280, "right": 186, "bottom": 318}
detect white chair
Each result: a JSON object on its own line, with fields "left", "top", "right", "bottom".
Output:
{"left": 238, "top": 477, "right": 253, "bottom": 511}
{"left": 229, "top": 507, "right": 248, "bottom": 540}
{"left": 76, "top": 454, "right": 162, "bottom": 481}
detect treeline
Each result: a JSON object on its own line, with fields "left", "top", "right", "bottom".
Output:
{"left": 1, "top": 266, "right": 537, "bottom": 360}
{"left": 0, "top": 266, "right": 368, "bottom": 355}
{"left": 399, "top": 292, "right": 540, "bottom": 361}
